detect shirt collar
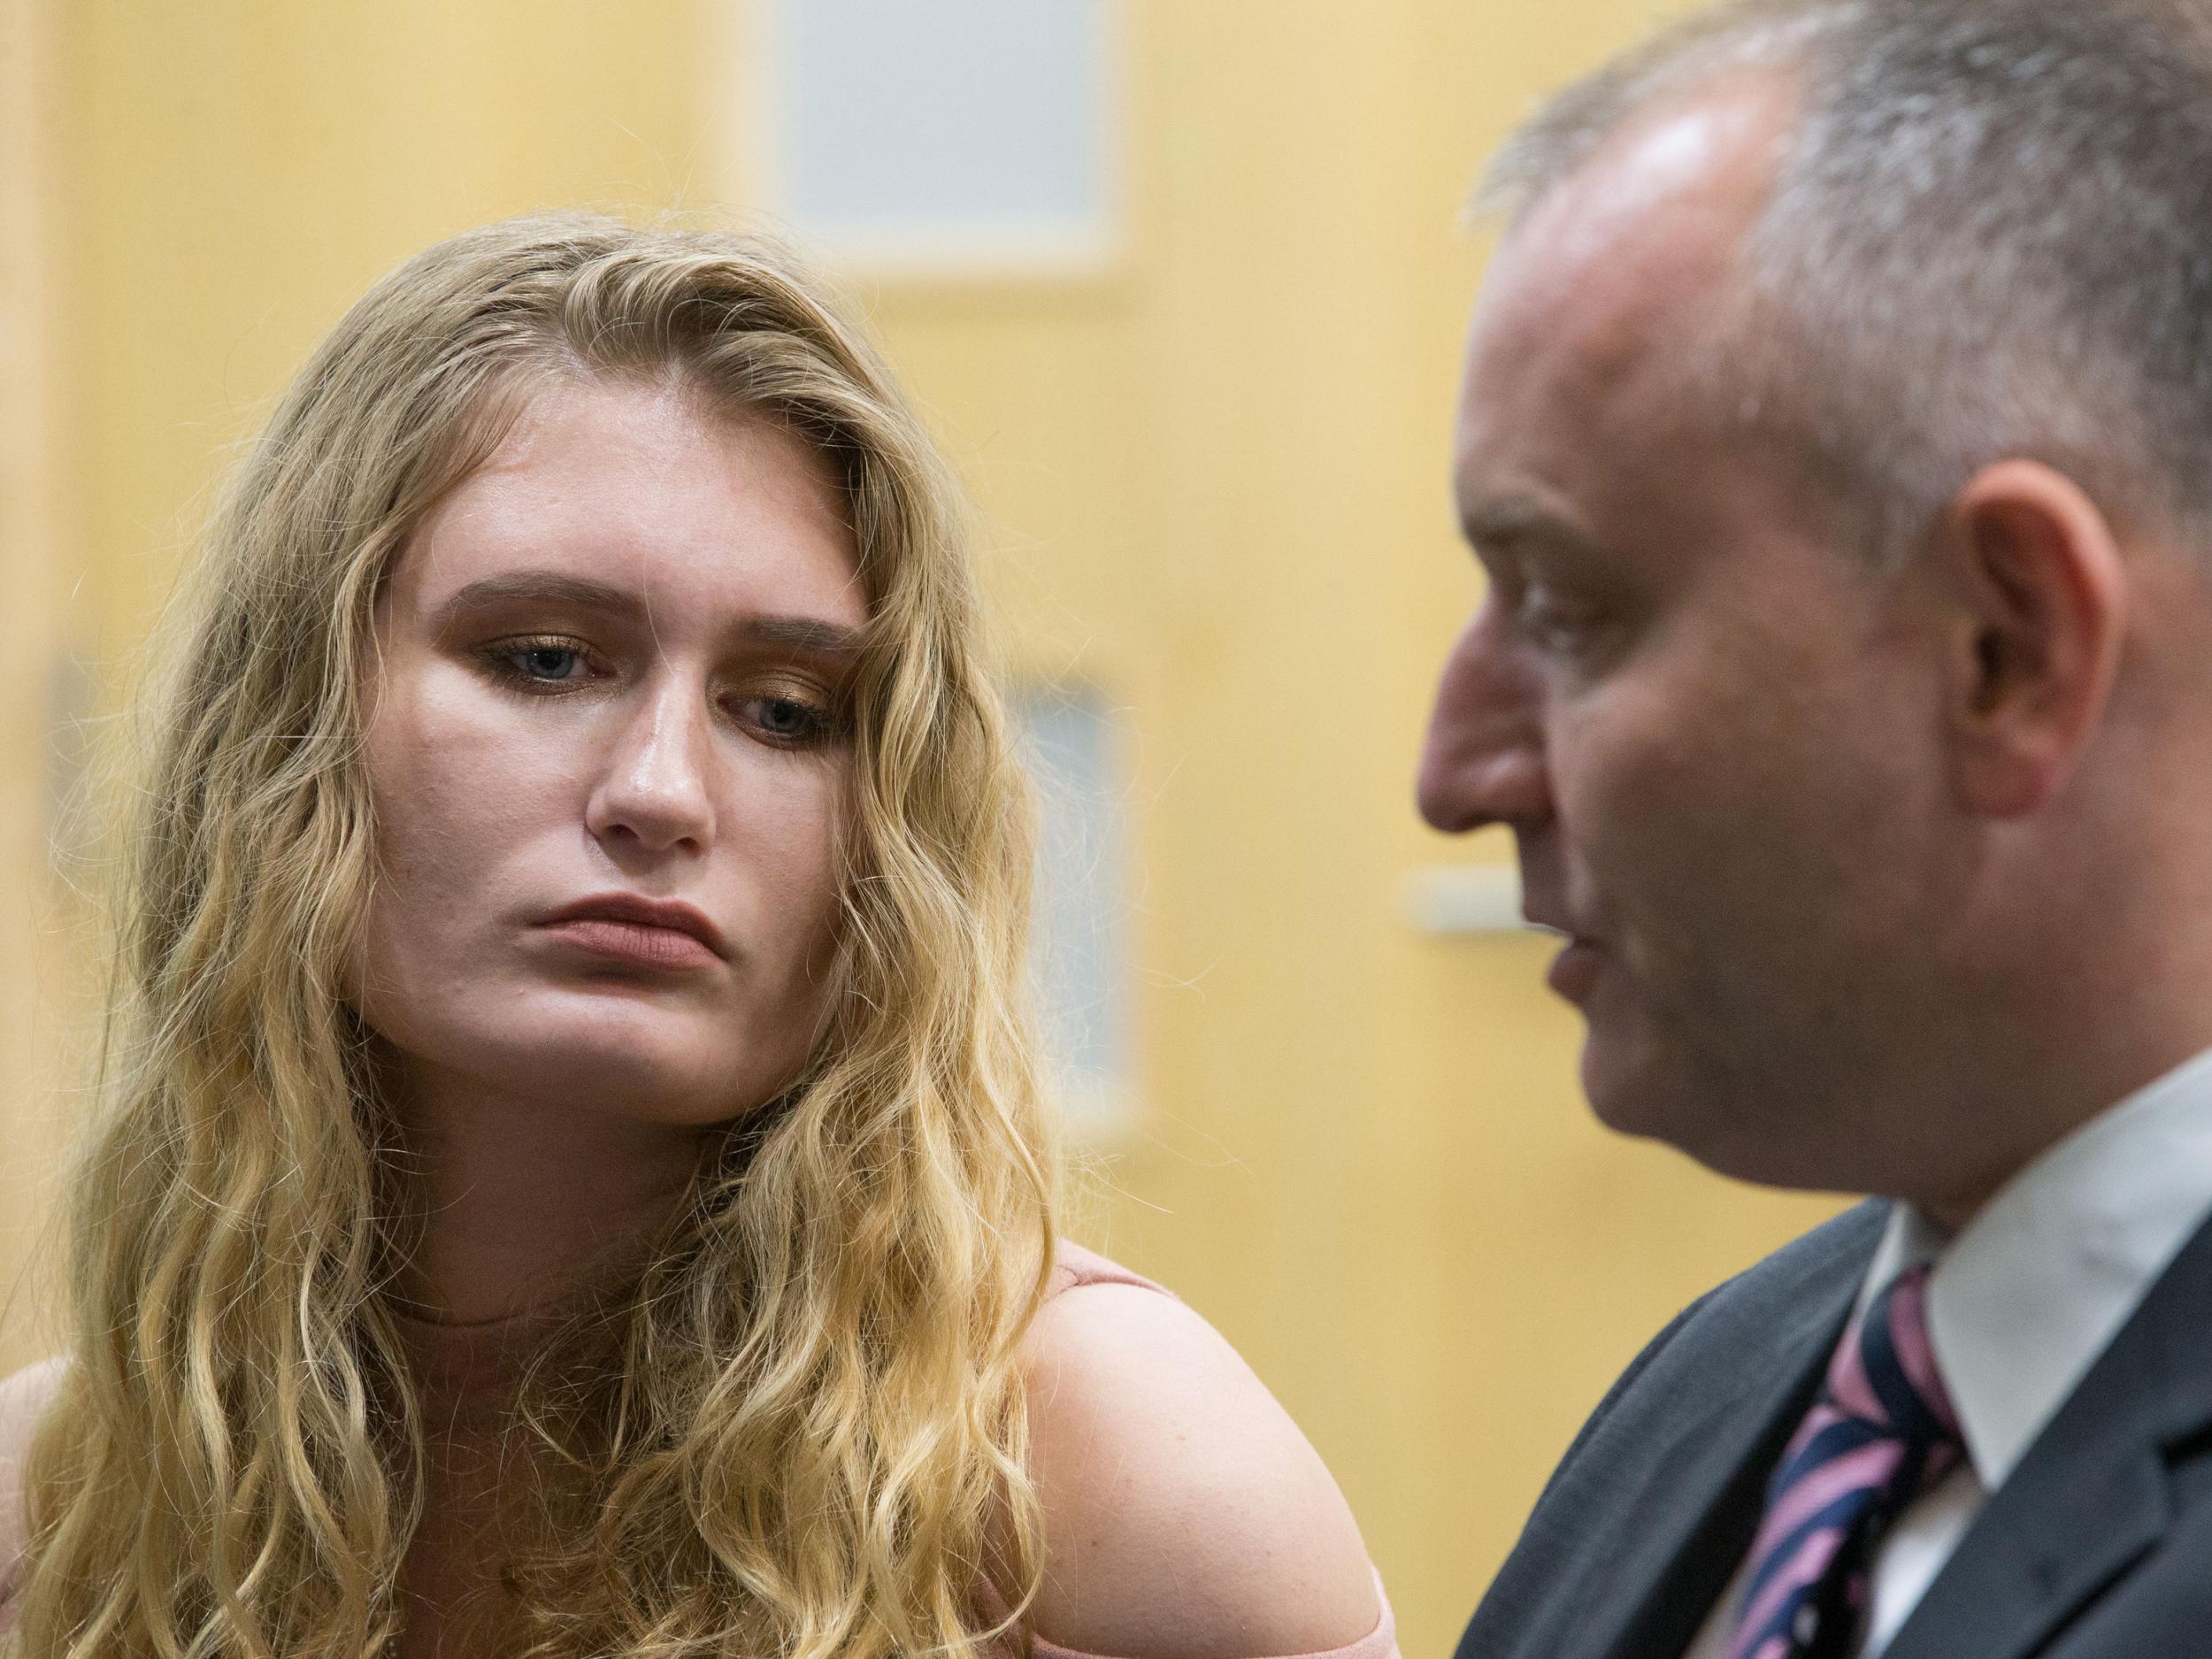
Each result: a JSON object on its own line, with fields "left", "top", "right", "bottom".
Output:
{"left": 1860, "top": 1042, "right": 2212, "bottom": 1491}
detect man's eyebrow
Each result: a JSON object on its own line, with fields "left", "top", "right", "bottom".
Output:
{"left": 1457, "top": 495, "right": 1601, "bottom": 559}
{"left": 434, "top": 571, "right": 863, "bottom": 656}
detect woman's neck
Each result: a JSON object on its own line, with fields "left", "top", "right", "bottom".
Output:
{"left": 391, "top": 1063, "right": 710, "bottom": 1324}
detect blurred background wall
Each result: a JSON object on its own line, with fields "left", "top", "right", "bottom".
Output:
{"left": 0, "top": 1, "right": 1841, "bottom": 1649}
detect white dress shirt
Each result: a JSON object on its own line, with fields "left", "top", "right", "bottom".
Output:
{"left": 1682, "top": 1042, "right": 2212, "bottom": 1659}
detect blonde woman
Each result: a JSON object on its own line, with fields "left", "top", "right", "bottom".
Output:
{"left": 0, "top": 217, "right": 1393, "bottom": 1659}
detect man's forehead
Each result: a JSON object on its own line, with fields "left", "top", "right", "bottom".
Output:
{"left": 1460, "top": 72, "right": 1798, "bottom": 438}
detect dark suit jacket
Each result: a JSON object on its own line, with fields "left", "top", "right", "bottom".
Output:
{"left": 1455, "top": 1198, "right": 2212, "bottom": 1659}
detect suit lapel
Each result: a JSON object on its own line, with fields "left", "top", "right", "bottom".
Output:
{"left": 1575, "top": 1252, "right": 1864, "bottom": 1659}
{"left": 1884, "top": 1209, "right": 2212, "bottom": 1659}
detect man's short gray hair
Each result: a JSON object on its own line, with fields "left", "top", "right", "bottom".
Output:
{"left": 1482, "top": 0, "right": 2212, "bottom": 562}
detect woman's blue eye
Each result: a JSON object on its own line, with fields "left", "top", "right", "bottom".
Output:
{"left": 497, "top": 641, "right": 588, "bottom": 682}
{"left": 737, "top": 690, "right": 848, "bottom": 747}
{"left": 754, "top": 696, "right": 832, "bottom": 742}
{"left": 479, "top": 637, "right": 599, "bottom": 692}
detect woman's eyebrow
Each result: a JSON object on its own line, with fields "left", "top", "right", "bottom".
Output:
{"left": 736, "top": 615, "right": 863, "bottom": 657}
{"left": 435, "top": 571, "right": 645, "bottom": 623}
{"left": 434, "top": 572, "right": 861, "bottom": 656}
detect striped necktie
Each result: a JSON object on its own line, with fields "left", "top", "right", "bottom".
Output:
{"left": 1725, "top": 1263, "right": 1963, "bottom": 1659}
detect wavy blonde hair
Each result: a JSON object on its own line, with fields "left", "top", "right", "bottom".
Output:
{"left": 7, "top": 213, "right": 1056, "bottom": 1659}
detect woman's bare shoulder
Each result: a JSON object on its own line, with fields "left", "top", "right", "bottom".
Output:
{"left": 0, "top": 1357, "right": 68, "bottom": 1601}
{"left": 1018, "top": 1278, "right": 1384, "bottom": 1659}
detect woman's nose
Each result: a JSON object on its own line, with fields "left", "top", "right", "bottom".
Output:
{"left": 585, "top": 680, "right": 717, "bottom": 857}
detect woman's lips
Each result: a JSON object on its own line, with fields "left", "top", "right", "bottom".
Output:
{"left": 537, "top": 918, "right": 723, "bottom": 971}
{"left": 533, "top": 891, "right": 727, "bottom": 969}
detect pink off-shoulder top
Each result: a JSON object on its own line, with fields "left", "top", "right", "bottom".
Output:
{"left": 987, "top": 1242, "right": 1401, "bottom": 1659}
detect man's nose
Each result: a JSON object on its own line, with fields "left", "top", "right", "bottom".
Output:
{"left": 586, "top": 680, "right": 717, "bottom": 857}
{"left": 1416, "top": 607, "right": 1552, "bottom": 833}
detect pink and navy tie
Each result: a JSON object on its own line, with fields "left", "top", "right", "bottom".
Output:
{"left": 1725, "top": 1264, "right": 1963, "bottom": 1659}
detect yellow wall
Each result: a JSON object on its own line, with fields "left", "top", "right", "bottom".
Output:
{"left": 11, "top": 3, "right": 1844, "bottom": 1652}
{"left": 0, "top": 0, "right": 72, "bottom": 1379}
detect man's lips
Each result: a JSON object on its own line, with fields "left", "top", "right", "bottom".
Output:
{"left": 1545, "top": 935, "right": 1603, "bottom": 1004}
{"left": 1523, "top": 902, "right": 1603, "bottom": 1002}
{"left": 534, "top": 893, "right": 729, "bottom": 969}
{"left": 1519, "top": 900, "right": 1581, "bottom": 940}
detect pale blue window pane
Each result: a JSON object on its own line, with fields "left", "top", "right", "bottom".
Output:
{"left": 768, "top": 0, "right": 1111, "bottom": 243}
{"left": 1012, "top": 686, "right": 1132, "bottom": 1127}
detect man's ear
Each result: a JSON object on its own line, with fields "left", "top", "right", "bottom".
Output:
{"left": 1934, "top": 460, "right": 2127, "bottom": 818}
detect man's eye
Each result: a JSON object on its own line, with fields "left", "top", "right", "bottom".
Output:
{"left": 1517, "top": 588, "right": 1601, "bottom": 650}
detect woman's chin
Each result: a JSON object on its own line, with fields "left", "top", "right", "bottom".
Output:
{"left": 389, "top": 1013, "right": 788, "bottom": 1132}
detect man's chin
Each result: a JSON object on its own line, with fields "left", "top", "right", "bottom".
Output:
{"left": 1579, "top": 1038, "right": 1717, "bottom": 1152}
{"left": 1585, "top": 1049, "right": 1864, "bottom": 1191}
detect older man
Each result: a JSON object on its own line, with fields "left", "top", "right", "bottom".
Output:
{"left": 1420, "top": 1, "right": 2212, "bottom": 1655}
